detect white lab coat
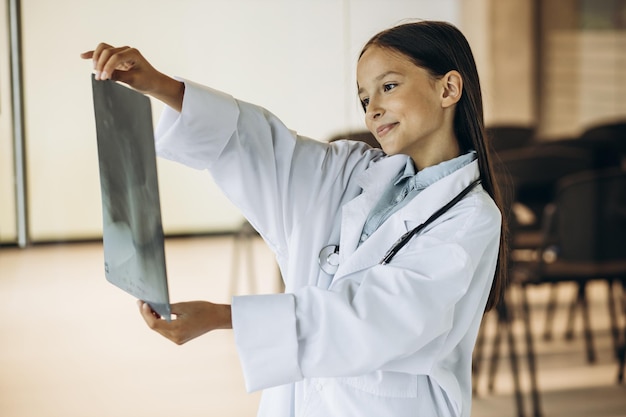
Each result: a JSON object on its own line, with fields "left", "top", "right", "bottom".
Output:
{"left": 155, "top": 80, "right": 501, "bottom": 417}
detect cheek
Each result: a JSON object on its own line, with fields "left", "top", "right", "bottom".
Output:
{"left": 364, "top": 117, "right": 375, "bottom": 135}
{"left": 407, "top": 97, "right": 439, "bottom": 123}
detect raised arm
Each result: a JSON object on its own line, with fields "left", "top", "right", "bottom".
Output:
{"left": 80, "top": 43, "right": 184, "bottom": 112}
{"left": 82, "top": 43, "right": 219, "bottom": 342}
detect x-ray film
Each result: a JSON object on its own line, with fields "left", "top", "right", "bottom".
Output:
{"left": 91, "top": 75, "right": 171, "bottom": 321}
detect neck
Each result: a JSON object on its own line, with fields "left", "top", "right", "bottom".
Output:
{"left": 410, "top": 139, "right": 461, "bottom": 171}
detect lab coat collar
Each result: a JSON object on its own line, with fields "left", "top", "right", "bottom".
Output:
{"left": 337, "top": 154, "right": 410, "bottom": 256}
{"left": 356, "top": 154, "right": 411, "bottom": 196}
{"left": 335, "top": 159, "right": 481, "bottom": 277}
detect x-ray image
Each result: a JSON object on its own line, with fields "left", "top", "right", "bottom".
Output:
{"left": 91, "top": 75, "right": 171, "bottom": 321}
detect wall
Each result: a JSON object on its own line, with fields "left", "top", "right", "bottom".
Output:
{"left": 539, "top": 0, "right": 626, "bottom": 139}
{"left": 460, "top": 0, "right": 535, "bottom": 128}
{"left": 489, "top": 0, "right": 535, "bottom": 126}
{"left": 4, "top": 0, "right": 459, "bottom": 242}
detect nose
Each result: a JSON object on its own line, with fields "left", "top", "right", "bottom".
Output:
{"left": 365, "top": 99, "right": 383, "bottom": 121}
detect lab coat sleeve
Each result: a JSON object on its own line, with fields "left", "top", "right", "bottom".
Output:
{"left": 155, "top": 79, "right": 377, "bottom": 256}
{"left": 155, "top": 79, "right": 240, "bottom": 170}
{"left": 231, "top": 293, "right": 302, "bottom": 389}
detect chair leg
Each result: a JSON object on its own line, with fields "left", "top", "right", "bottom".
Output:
{"left": 562, "top": 282, "right": 596, "bottom": 363}
{"left": 473, "top": 293, "right": 527, "bottom": 417}
{"left": 230, "top": 221, "right": 258, "bottom": 295}
{"left": 520, "top": 284, "right": 543, "bottom": 417}
{"left": 542, "top": 283, "right": 559, "bottom": 341}
{"left": 472, "top": 311, "right": 490, "bottom": 395}
{"left": 578, "top": 282, "right": 596, "bottom": 363}
{"left": 617, "top": 338, "right": 626, "bottom": 384}
{"left": 564, "top": 284, "right": 579, "bottom": 341}
{"left": 229, "top": 230, "right": 243, "bottom": 296}
{"left": 244, "top": 233, "right": 257, "bottom": 294}
{"left": 617, "top": 279, "right": 626, "bottom": 384}
{"left": 487, "top": 314, "right": 503, "bottom": 393}
{"left": 502, "top": 295, "right": 526, "bottom": 417}
{"left": 607, "top": 279, "right": 620, "bottom": 359}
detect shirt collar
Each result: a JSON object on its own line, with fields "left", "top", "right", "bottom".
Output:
{"left": 394, "top": 150, "right": 478, "bottom": 190}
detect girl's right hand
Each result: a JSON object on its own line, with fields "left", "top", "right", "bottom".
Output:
{"left": 81, "top": 43, "right": 184, "bottom": 112}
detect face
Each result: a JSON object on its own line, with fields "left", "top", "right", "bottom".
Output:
{"left": 357, "top": 46, "right": 457, "bottom": 167}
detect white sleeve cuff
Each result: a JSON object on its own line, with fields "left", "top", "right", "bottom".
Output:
{"left": 232, "top": 293, "right": 303, "bottom": 392}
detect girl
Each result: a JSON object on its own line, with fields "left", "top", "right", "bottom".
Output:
{"left": 83, "top": 20, "right": 507, "bottom": 417}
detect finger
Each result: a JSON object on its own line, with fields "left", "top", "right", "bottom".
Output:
{"left": 89, "top": 42, "right": 112, "bottom": 76}
{"left": 92, "top": 44, "right": 136, "bottom": 80}
{"left": 96, "top": 45, "right": 129, "bottom": 79}
{"left": 80, "top": 50, "right": 94, "bottom": 60}
{"left": 137, "top": 301, "right": 188, "bottom": 344}
{"left": 81, "top": 43, "right": 114, "bottom": 72}
{"left": 138, "top": 300, "right": 162, "bottom": 329}
{"left": 91, "top": 42, "right": 114, "bottom": 62}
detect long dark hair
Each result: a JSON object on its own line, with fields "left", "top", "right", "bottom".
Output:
{"left": 360, "top": 20, "right": 508, "bottom": 311}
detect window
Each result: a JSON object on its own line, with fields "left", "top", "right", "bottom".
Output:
{"left": 538, "top": 0, "right": 626, "bottom": 138}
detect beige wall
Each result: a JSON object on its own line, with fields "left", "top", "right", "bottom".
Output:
{"left": 538, "top": 0, "right": 626, "bottom": 139}
{"left": 489, "top": 0, "right": 535, "bottom": 126}
{"left": 459, "top": 0, "right": 492, "bottom": 121}
{"left": 8, "top": 0, "right": 460, "bottom": 243}
{"left": 461, "top": 0, "right": 536, "bottom": 128}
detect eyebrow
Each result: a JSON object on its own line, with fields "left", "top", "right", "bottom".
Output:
{"left": 357, "top": 71, "right": 403, "bottom": 95}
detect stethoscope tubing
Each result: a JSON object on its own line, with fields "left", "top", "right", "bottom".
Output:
{"left": 379, "top": 179, "right": 481, "bottom": 265}
{"left": 318, "top": 178, "right": 481, "bottom": 273}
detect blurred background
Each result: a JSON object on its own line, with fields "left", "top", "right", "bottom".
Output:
{"left": 1, "top": 0, "right": 625, "bottom": 416}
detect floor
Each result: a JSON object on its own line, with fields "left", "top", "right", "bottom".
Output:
{"left": 0, "top": 236, "right": 624, "bottom": 417}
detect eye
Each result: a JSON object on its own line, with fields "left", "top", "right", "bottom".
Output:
{"left": 383, "top": 82, "right": 397, "bottom": 92}
{"left": 360, "top": 97, "right": 369, "bottom": 111}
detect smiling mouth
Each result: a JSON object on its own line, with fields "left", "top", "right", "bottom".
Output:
{"left": 377, "top": 123, "right": 398, "bottom": 138}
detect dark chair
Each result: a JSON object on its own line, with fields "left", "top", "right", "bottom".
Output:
{"left": 496, "top": 144, "right": 597, "bottom": 345}
{"left": 511, "top": 168, "right": 626, "bottom": 381}
{"left": 486, "top": 125, "right": 536, "bottom": 152}
{"left": 578, "top": 121, "right": 626, "bottom": 169}
{"left": 495, "top": 144, "right": 595, "bottom": 251}
{"left": 538, "top": 124, "right": 626, "bottom": 347}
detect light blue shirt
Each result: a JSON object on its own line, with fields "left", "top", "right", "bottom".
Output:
{"left": 359, "top": 151, "right": 477, "bottom": 245}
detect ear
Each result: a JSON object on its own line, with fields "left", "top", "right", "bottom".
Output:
{"left": 440, "top": 70, "right": 463, "bottom": 108}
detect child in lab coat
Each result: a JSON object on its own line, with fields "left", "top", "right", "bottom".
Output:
{"left": 83, "top": 20, "right": 508, "bottom": 417}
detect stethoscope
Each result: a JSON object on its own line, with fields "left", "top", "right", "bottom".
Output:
{"left": 318, "top": 179, "right": 481, "bottom": 275}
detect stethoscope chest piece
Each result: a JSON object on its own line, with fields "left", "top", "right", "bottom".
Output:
{"left": 319, "top": 244, "right": 340, "bottom": 275}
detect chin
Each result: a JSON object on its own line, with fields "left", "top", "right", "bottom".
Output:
{"left": 381, "top": 144, "right": 402, "bottom": 156}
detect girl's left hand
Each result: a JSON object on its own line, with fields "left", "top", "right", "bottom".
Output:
{"left": 137, "top": 300, "right": 232, "bottom": 345}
